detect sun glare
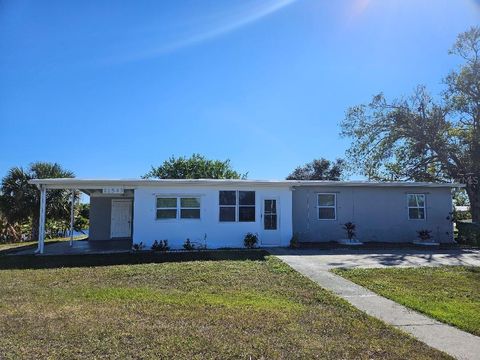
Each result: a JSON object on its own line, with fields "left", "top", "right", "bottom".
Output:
{"left": 349, "top": 0, "right": 372, "bottom": 18}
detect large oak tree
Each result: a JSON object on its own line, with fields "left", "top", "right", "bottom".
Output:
{"left": 341, "top": 27, "right": 480, "bottom": 222}
{"left": 286, "top": 158, "right": 345, "bottom": 180}
{"left": 143, "top": 154, "right": 247, "bottom": 179}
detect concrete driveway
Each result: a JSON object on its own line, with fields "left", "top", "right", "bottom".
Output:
{"left": 269, "top": 247, "right": 480, "bottom": 360}
{"left": 269, "top": 247, "right": 480, "bottom": 270}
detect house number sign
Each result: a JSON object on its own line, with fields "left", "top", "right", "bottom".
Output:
{"left": 102, "top": 187, "right": 124, "bottom": 194}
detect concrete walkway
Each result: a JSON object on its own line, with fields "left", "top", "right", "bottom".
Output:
{"left": 270, "top": 248, "right": 480, "bottom": 360}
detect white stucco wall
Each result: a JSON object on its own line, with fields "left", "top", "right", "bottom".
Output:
{"left": 132, "top": 185, "right": 293, "bottom": 249}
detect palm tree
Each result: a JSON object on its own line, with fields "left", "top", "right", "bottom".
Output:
{"left": 0, "top": 197, "right": 22, "bottom": 243}
{"left": 1, "top": 162, "right": 74, "bottom": 241}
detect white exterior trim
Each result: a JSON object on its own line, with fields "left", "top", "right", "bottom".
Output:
{"left": 36, "top": 186, "right": 46, "bottom": 254}
{"left": 28, "top": 178, "right": 464, "bottom": 189}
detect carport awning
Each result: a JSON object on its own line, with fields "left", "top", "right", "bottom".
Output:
{"left": 27, "top": 179, "right": 138, "bottom": 254}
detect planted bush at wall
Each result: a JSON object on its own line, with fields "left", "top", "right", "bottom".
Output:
{"left": 457, "top": 222, "right": 480, "bottom": 246}
{"left": 244, "top": 233, "right": 258, "bottom": 248}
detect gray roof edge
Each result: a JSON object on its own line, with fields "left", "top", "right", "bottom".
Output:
{"left": 27, "top": 178, "right": 465, "bottom": 188}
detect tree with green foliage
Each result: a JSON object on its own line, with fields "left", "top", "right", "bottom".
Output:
{"left": 143, "top": 154, "right": 247, "bottom": 179}
{"left": 1, "top": 162, "right": 75, "bottom": 241}
{"left": 341, "top": 27, "right": 480, "bottom": 222}
{"left": 286, "top": 158, "right": 345, "bottom": 180}
{"left": 0, "top": 196, "right": 22, "bottom": 243}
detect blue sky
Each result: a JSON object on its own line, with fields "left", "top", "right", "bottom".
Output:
{"left": 1, "top": 0, "right": 479, "bottom": 180}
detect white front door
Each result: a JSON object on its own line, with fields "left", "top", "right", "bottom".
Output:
{"left": 261, "top": 198, "right": 281, "bottom": 246}
{"left": 110, "top": 200, "right": 132, "bottom": 238}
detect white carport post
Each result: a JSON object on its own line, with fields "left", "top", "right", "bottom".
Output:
{"left": 69, "top": 189, "right": 75, "bottom": 246}
{"left": 36, "top": 185, "right": 46, "bottom": 254}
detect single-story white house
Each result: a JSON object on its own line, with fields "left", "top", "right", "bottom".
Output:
{"left": 29, "top": 178, "right": 462, "bottom": 253}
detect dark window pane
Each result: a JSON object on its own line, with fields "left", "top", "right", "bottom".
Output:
{"left": 219, "top": 207, "right": 236, "bottom": 222}
{"left": 239, "top": 206, "right": 255, "bottom": 222}
{"left": 157, "top": 198, "right": 177, "bottom": 208}
{"left": 156, "top": 209, "right": 177, "bottom": 219}
{"left": 219, "top": 191, "right": 236, "bottom": 205}
{"left": 417, "top": 196, "right": 425, "bottom": 207}
{"left": 409, "top": 208, "right": 418, "bottom": 219}
{"left": 264, "top": 214, "right": 277, "bottom": 230}
{"left": 239, "top": 191, "right": 255, "bottom": 205}
{"left": 181, "top": 209, "right": 200, "bottom": 219}
{"left": 319, "top": 207, "right": 335, "bottom": 220}
{"left": 408, "top": 194, "right": 425, "bottom": 207}
{"left": 418, "top": 208, "right": 425, "bottom": 219}
{"left": 408, "top": 195, "right": 417, "bottom": 207}
{"left": 181, "top": 197, "right": 200, "bottom": 208}
{"left": 318, "top": 194, "right": 335, "bottom": 206}
{"left": 409, "top": 208, "right": 425, "bottom": 220}
{"left": 264, "top": 199, "right": 276, "bottom": 213}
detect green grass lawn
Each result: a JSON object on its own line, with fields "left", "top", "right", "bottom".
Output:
{"left": 333, "top": 266, "right": 480, "bottom": 336}
{"left": 0, "top": 256, "right": 450, "bottom": 359}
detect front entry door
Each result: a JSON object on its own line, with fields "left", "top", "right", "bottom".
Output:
{"left": 261, "top": 198, "right": 281, "bottom": 246}
{"left": 110, "top": 200, "right": 132, "bottom": 238}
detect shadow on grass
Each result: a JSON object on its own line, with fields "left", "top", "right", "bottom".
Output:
{"left": 0, "top": 249, "right": 269, "bottom": 270}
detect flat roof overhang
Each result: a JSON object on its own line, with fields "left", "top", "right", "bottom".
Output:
{"left": 28, "top": 178, "right": 465, "bottom": 189}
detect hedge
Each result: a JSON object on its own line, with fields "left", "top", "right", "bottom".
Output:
{"left": 457, "top": 221, "right": 480, "bottom": 246}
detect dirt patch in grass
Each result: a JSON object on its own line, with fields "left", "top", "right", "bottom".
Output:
{"left": 0, "top": 256, "right": 450, "bottom": 359}
{"left": 333, "top": 266, "right": 480, "bottom": 336}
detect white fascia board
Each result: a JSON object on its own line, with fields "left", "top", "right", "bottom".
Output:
{"left": 291, "top": 181, "right": 465, "bottom": 188}
{"left": 27, "top": 178, "right": 465, "bottom": 189}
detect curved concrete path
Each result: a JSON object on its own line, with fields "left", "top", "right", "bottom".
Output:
{"left": 270, "top": 248, "right": 480, "bottom": 360}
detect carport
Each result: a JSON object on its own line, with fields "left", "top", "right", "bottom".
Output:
{"left": 28, "top": 179, "right": 136, "bottom": 254}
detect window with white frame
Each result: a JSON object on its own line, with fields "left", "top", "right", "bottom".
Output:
{"left": 408, "top": 194, "right": 426, "bottom": 220}
{"left": 156, "top": 197, "right": 177, "bottom": 219}
{"left": 180, "top": 197, "right": 201, "bottom": 219}
{"left": 317, "top": 193, "right": 336, "bottom": 220}
{"left": 239, "top": 191, "right": 255, "bottom": 222}
{"left": 219, "top": 191, "right": 236, "bottom": 222}
{"left": 219, "top": 190, "right": 255, "bottom": 222}
{"left": 156, "top": 196, "right": 200, "bottom": 220}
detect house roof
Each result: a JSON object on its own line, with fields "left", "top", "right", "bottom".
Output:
{"left": 28, "top": 178, "right": 464, "bottom": 189}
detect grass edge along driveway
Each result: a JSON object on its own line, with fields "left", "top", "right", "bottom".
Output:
{"left": 333, "top": 266, "right": 480, "bottom": 337}
{"left": 0, "top": 255, "right": 451, "bottom": 359}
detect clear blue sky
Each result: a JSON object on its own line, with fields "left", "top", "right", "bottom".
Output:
{"left": 1, "top": 0, "right": 479, "bottom": 180}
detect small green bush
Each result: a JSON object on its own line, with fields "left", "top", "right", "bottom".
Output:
{"left": 183, "top": 238, "right": 195, "bottom": 250}
{"left": 132, "top": 242, "right": 145, "bottom": 251}
{"left": 417, "top": 229, "right": 433, "bottom": 241}
{"left": 453, "top": 210, "right": 472, "bottom": 221}
{"left": 152, "top": 240, "right": 169, "bottom": 251}
{"left": 457, "top": 222, "right": 480, "bottom": 246}
{"left": 342, "top": 222, "right": 356, "bottom": 240}
{"left": 289, "top": 233, "right": 300, "bottom": 248}
{"left": 244, "top": 233, "right": 258, "bottom": 249}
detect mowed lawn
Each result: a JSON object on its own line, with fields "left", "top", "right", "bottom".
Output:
{"left": 333, "top": 266, "right": 480, "bottom": 336}
{"left": 0, "top": 256, "right": 450, "bottom": 359}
